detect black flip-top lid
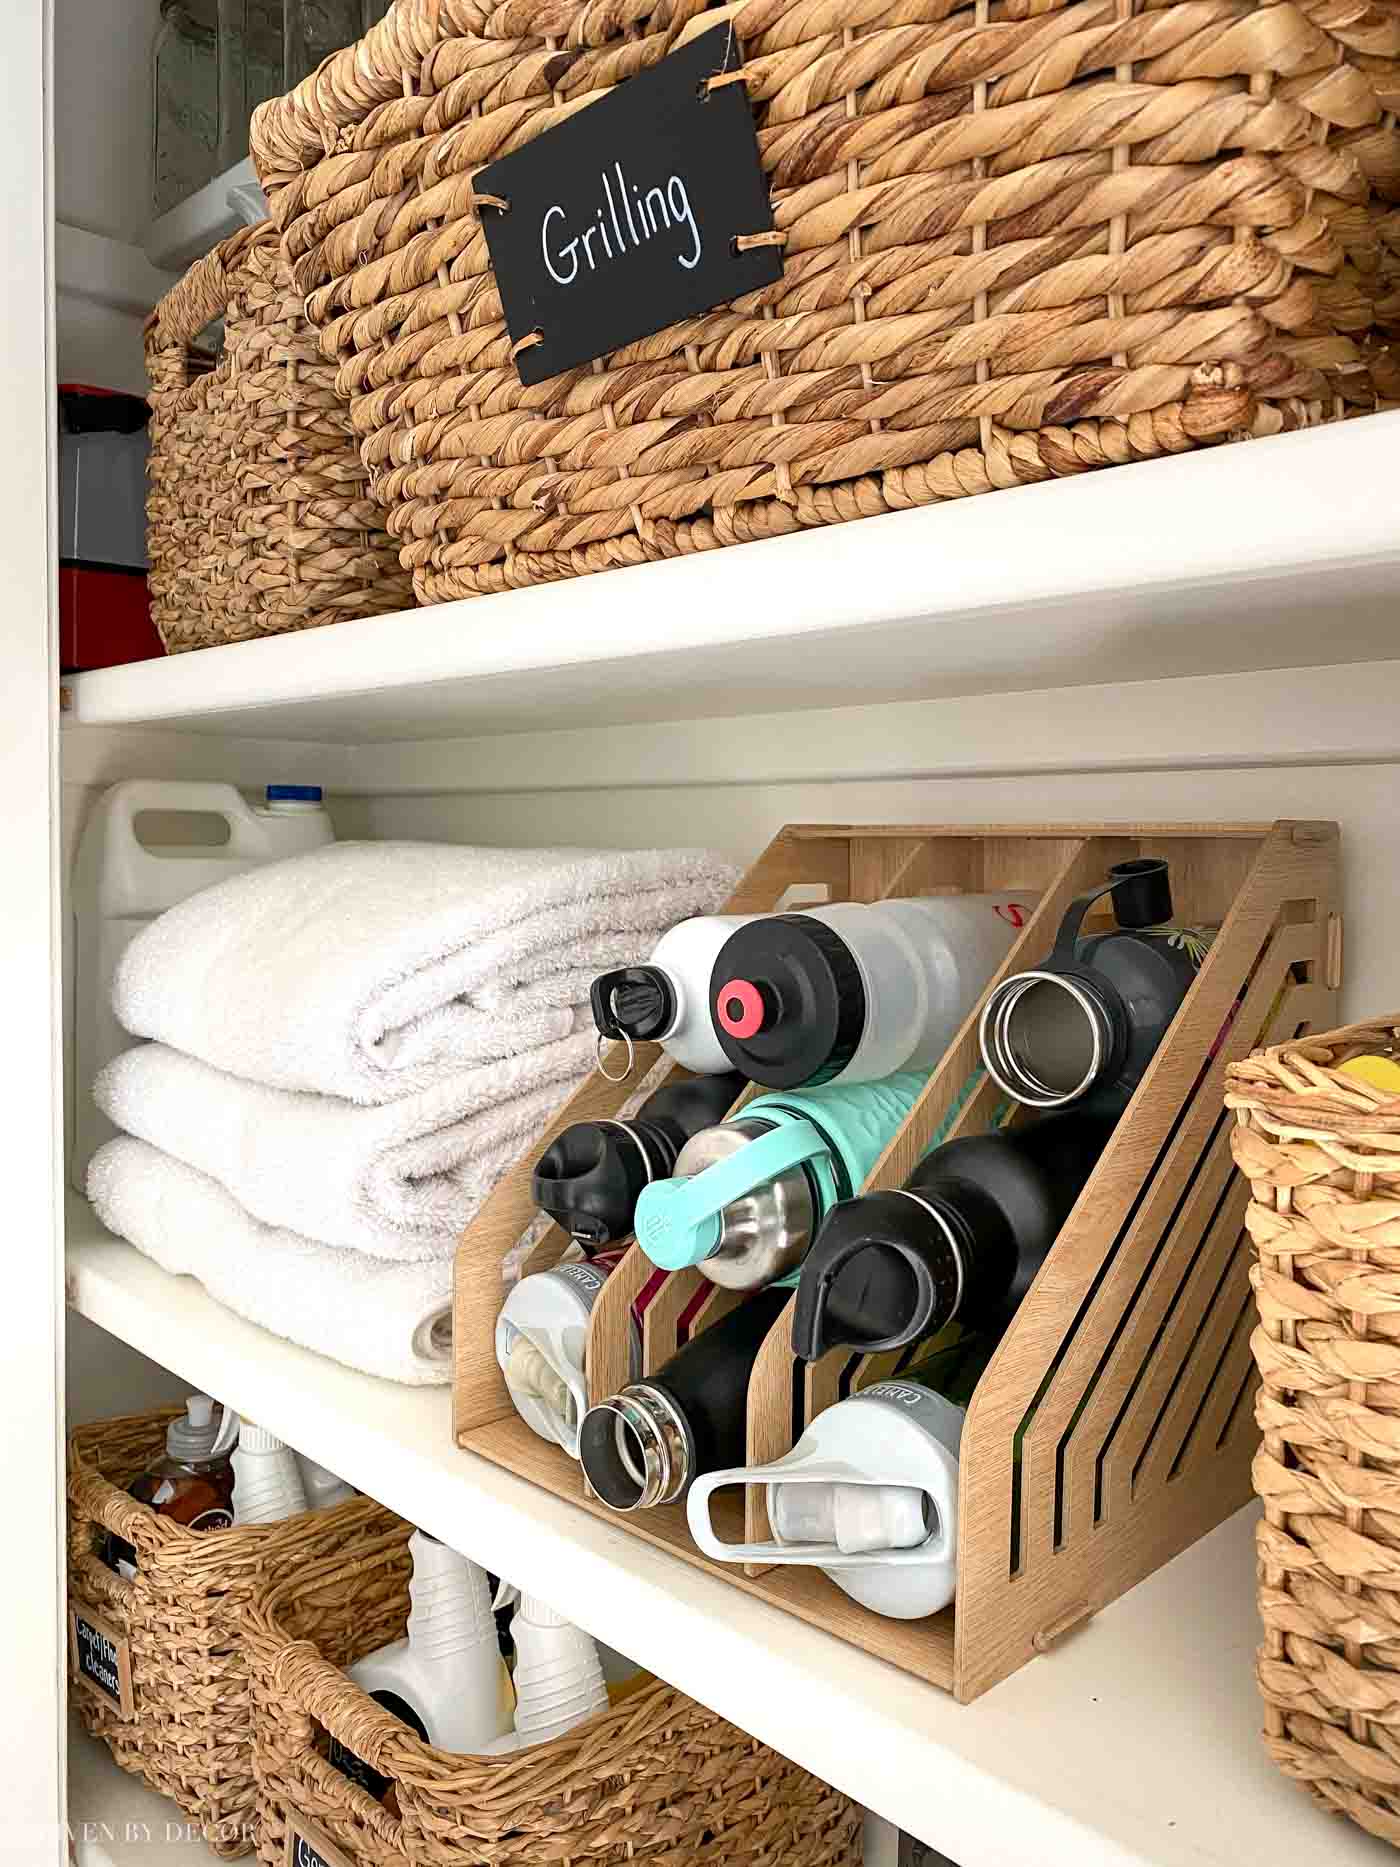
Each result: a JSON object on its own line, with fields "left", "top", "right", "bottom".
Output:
{"left": 709, "top": 914, "right": 866, "bottom": 1089}
{"left": 791, "top": 1190, "right": 963, "bottom": 1360}
{"left": 532, "top": 1119, "right": 658, "bottom": 1247}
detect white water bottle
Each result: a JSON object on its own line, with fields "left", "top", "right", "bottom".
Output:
{"left": 498, "top": 1583, "right": 609, "bottom": 1746}
{"left": 296, "top": 1456, "right": 355, "bottom": 1512}
{"left": 590, "top": 916, "right": 759, "bottom": 1075}
{"left": 232, "top": 1422, "right": 308, "bottom": 1525}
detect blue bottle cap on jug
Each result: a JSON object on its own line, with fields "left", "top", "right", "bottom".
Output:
{"left": 265, "top": 783, "right": 323, "bottom": 801}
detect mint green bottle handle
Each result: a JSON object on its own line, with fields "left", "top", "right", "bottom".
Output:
{"left": 634, "top": 1121, "right": 829, "bottom": 1271}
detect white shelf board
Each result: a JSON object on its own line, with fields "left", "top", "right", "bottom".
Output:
{"left": 69, "top": 1715, "right": 216, "bottom": 1865}
{"left": 62, "top": 413, "right": 1400, "bottom": 744}
{"left": 66, "top": 1197, "right": 1391, "bottom": 1867}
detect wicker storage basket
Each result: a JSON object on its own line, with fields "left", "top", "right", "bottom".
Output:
{"left": 247, "top": 1516, "right": 862, "bottom": 1867}
{"left": 1227, "top": 1019, "right": 1400, "bottom": 1849}
{"left": 145, "top": 222, "right": 414, "bottom": 652}
{"left": 67, "top": 1408, "right": 388, "bottom": 1857}
{"left": 249, "top": 0, "right": 1400, "bottom": 605}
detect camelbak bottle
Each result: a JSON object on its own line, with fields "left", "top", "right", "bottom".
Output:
{"left": 579, "top": 1286, "right": 790, "bottom": 1511}
{"left": 686, "top": 1335, "right": 992, "bottom": 1618}
{"left": 709, "top": 895, "right": 1037, "bottom": 1089}
{"left": 496, "top": 1249, "right": 633, "bottom": 1456}
{"left": 792, "top": 1104, "right": 1119, "bottom": 1360}
{"left": 591, "top": 917, "right": 759, "bottom": 1076}
{"left": 531, "top": 1072, "right": 747, "bottom": 1248}
{"left": 632, "top": 1073, "right": 929, "bottom": 1291}
{"left": 979, "top": 860, "right": 1208, "bottom": 1109}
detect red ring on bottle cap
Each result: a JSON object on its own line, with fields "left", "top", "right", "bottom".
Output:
{"left": 715, "top": 978, "right": 767, "bottom": 1039}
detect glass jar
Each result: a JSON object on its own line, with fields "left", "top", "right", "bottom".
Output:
{"left": 153, "top": 1, "right": 220, "bottom": 218}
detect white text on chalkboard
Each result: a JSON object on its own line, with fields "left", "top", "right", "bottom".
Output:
{"left": 542, "top": 164, "right": 702, "bottom": 286}
{"left": 74, "top": 1616, "right": 121, "bottom": 1701}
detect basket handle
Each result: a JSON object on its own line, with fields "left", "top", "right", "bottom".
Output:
{"left": 144, "top": 225, "right": 257, "bottom": 393}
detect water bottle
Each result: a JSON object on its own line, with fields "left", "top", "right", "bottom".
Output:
{"left": 791, "top": 1104, "right": 1119, "bottom": 1359}
{"left": 531, "top": 1071, "right": 747, "bottom": 1248}
{"left": 979, "top": 860, "right": 1208, "bottom": 1109}
{"left": 710, "top": 895, "right": 1036, "bottom": 1089}
{"left": 231, "top": 1422, "right": 308, "bottom": 1525}
{"left": 495, "top": 1247, "right": 632, "bottom": 1456}
{"left": 591, "top": 916, "right": 759, "bottom": 1075}
{"left": 632, "top": 1073, "right": 929, "bottom": 1290}
{"left": 579, "top": 1286, "right": 790, "bottom": 1511}
{"left": 686, "top": 1336, "right": 992, "bottom": 1619}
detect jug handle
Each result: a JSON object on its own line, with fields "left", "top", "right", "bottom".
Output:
{"left": 106, "top": 781, "right": 271, "bottom": 866}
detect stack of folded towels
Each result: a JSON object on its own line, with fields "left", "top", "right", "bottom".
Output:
{"left": 86, "top": 841, "right": 736, "bottom": 1385}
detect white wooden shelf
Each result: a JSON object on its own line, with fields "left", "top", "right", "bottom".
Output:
{"left": 68, "top": 1716, "right": 216, "bottom": 1865}
{"left": 66, "top": 1196, "right": 1390, "bottom": 1867}
{"left": 62, "top": 414, "right": 1400, "bottom": 744}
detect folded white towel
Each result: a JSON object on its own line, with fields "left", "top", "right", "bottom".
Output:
{"left": 94, "top": 1035, "right": 594, "bottom": 1259}
{"left": 87, "top": 1138, "right": 453, "bottom": 1386}
{"left": 112, "top": 841, "right": 737, "bottom": 1104}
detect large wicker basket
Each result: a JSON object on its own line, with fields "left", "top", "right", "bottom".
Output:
{"left": 145, "top": 222, "right": 414, "bottom": 652}
{"left": 250, "top": 0, "right": 1400, "bottom": 606}
{"left": 67, "top": 1408, "right": 388, "bottom": 1857}
{"left": 1227, "top": 1019, "right": 1400, "bottom": 1849}
{"left": 247, "top": 1516, "right": 862, "bottom": 1867}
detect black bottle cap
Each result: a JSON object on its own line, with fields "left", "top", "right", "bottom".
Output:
{"left": 591, "top": 965, "right": 677, "bottom": 1044}
{"left": 791, "top": 1191, "right": 963, "bottom": 1360}
{"left": 709, "top": 915, "right": 866, "bottom": 1090}
{"left": 1107, "top": 859, "right": 1173, "bottom": 930}
{"left": 532, "top": 1120, "right": 656, "bottom": 1247}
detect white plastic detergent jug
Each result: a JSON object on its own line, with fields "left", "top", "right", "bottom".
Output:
{"left": 72, "top": 779, "right": 332, "bottom": 1188}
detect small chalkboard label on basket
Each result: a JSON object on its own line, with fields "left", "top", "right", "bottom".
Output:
{"left": 68, "top": 1604, "right": 134, "bottom": 1720}
{"left": 477, "top": 27, "right": 783, "bottom": 386}
{"left": 284, "top": 1813, "right": 356, "bottom": 1867}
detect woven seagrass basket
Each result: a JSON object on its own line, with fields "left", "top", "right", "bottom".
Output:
{"left": 67, "top": 1408, "right": 387, "bottom": 1858}
{"left": 247, "top": 1518, "right": 862, "bottom": 1867}
{"left": 250, "top": 0, "right": 1400, "bottom": 605}
{"left": 1227, "top": 1019, "right": 1400, "bottom": 1849}
{"left": 145, "top": 222, "right": 414, "bottom": 651}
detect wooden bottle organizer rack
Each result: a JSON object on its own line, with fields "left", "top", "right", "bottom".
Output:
{"left": 454, "top": 823, "right": 1339, "bottom": 1701}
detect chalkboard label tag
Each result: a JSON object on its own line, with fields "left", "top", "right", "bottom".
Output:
{"left": 478, "top": 27, "right": 783, "bottom": 386}
{"left": 284, "top": 1812, "right": 356, "bottom": 1867}
{"left": 69, "top": 1604, "right": 134, "bottom": 1721}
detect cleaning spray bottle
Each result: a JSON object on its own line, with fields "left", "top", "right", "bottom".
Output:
{"left": 631, "top": 1072, "right": 930, "bottom": 1291}
{"left": 329, "top": 1531, "right": 514, "bottom": 1799}
{"left": 686, "top": 1336, "right": 992, "bottom": 1619}
{"left": 492, "top": 1583, "right": 609, "bottom": 1750}
{"left": 231, "top": 1422, "right": 307, "bottom": 1525}
{"left": 296, "top": 1457, "right": 356, "bottom": 1512}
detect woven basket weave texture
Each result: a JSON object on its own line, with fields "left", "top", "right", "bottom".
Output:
{"left": 145, "top": 222, "right": 415, "bottom": 652}
{"left": 1227, "top": 1019, "right": 1400, "bottom": 1850}
{"left": 247, "top": 1517, "right": 863, "bottom": 1867}
{"left": 67, "top": 1408, "right": 388, "bottom": 1858}
{"left": 250, "top": 0, "right": 1400, "bottom": 606}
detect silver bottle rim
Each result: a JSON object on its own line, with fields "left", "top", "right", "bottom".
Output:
{"left": 593, "top": 1118, "right": 664, "bottom": 1182}
{"left": 890, "top": 1190, "right": 965, "bottom": 1321}
{"left": 579, "top": 1383, "right": 692, "bottom": 1512}
{"left": 979, "top": 970, "right": 1107, "bottom": 1108}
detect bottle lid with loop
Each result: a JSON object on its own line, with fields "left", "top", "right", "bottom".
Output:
{"left": 590, "top": 968, "right": 676, "bottom": 1080}
{"left": 633, "top": 1119, "right": 832, "bottom": 1270}
{"left": 979, "top": 860, "right": 1170, "bottom": 1109}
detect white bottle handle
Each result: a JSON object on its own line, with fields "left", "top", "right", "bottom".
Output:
{"left": 107, "top": 781, "right": 272, "bottom": 865}
{"left": 686, "top": 1459, "right": 954, "bottom": 1571}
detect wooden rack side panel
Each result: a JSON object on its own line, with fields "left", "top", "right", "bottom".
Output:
{"left": 951, "top": 822, "right": 1339, "bottom": 1700}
